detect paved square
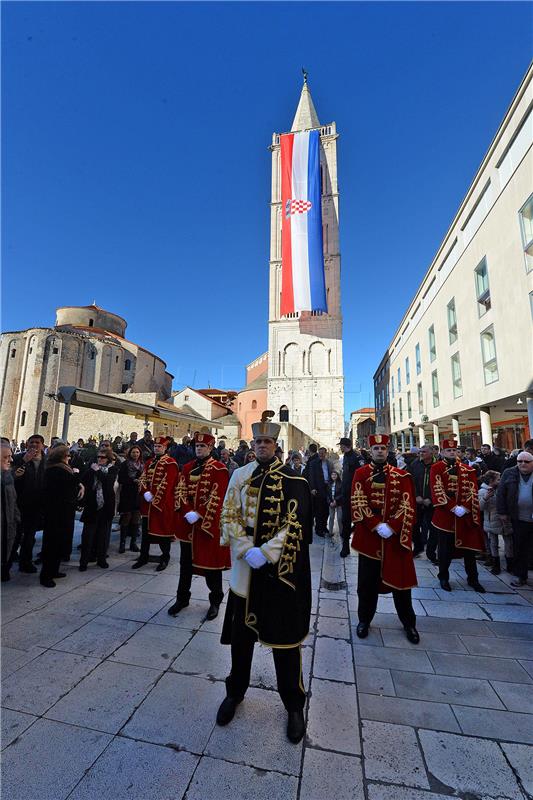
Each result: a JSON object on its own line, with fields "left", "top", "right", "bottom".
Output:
{"left": 2, "top": 526, "right": 532, "bottom": 799}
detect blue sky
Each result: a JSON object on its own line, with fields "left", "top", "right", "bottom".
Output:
{"left": 3, "top": 1, "right": 532, "bottom": 415}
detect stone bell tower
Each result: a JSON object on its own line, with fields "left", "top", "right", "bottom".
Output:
{"left": 266, "top": 78, "right": 344, "bottom": 450}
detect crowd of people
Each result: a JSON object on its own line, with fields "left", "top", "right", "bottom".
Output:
{"left": 1, "top": 423, "right": 532, "bottom": 743}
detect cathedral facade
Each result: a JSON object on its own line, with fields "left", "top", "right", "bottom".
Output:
{"left": 267, "top": 81, "right": 345, "bottom": 450}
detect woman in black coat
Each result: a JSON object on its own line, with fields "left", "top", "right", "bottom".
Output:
{"left": 40, "top": 445, "right": 84, "bottom": 588}
{"left": 79, "top": 447, "right": 118, "bottom": 571}
{"left": 117, "top": 445, "right": 143, "bottom": 553}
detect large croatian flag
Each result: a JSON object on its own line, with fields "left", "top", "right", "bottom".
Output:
{"left": 280, "top": 129, "right": 327, "bottom": 316}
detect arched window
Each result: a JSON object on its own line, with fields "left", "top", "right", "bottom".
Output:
{"left": 283, "top": 343, "right": 299, "bottom": 377}
{"left": 280, "top": 405, "right": 289, "bottom": 422}
{"left": 125, "top": 359, "right": 132, "bottom": 370}
{"left": 88, "top": 318, "right": 94, "bottom": 327}
{"left": 252, "top": 400, "right": 257, "bottom": 409}
{"left": 40, "top": 411, "right": 48, "bottom": 427}
{"left": 21, "top": 410, "right": 26, "bottom": 426}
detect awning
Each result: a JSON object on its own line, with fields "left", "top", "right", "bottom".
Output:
{"left": 56, "top": 386, "right": 223, "bottom": 438}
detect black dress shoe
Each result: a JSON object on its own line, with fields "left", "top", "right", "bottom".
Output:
{"left": 19, "top": 563, "right": 37, "bottom": 574}
{"left": 97, "top": 560, "right": 109, "bottom": 569}
{"left": 356, "top": 622, "right": 369, "bottom": 639}
{"left": 510, "top": 579, "right": 527, "bottom": 587}
{"left": 216, "top": 696, "right": 242, "bottom": 726}
{"left": 155, "top": 559, "right": 169, "bottom": 572}
{"left": 404, "top": 626, "right": 420, "bottom": 644}
{"left": 131, "top": 558, "right": 149, "bottom": 570}
{"left": 340, "top": 543, "right": 350, "bottom": 558}
{"left": 204, "top": 603, "right": 220, "bottom": 621}
{"left": 53, "top": 572, "right": 67, "bottom": 579}
{"left": 439, "top": 579, "right": 452, "bottom": 592}
{"left": 167, "top": 599, "right": 189, "bottom": 616}
{"left": 79, "top": 564, "right": 87, "bottom": 572}
{"left": 468, "top": 580, "right": 486, "bottom": 593}
{"left": 130, "top": 543, "right": 140, "bottom": 552}
{"left": 40, "top": 578, "right": 56, "bottom": 588}
{"left": 287, "top": 709, "right": 305, "bottom": 743}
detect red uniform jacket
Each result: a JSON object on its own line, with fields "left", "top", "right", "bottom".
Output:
{"left": 430, "top": 459, "right": 484, "bottom": 552}
{"left": 138, "top": 454, "right": 179, "bottom": 538}
{"left": 351, "top": 463, "right": 417, "bottom": 591}
{"left": 175, "top": 457, "right": 230, "bottom": 571}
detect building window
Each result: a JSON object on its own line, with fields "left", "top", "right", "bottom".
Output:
{"left": 407, "top": 391, "right": 412, "bottom": 418}
{"left": 447, "top": 298, "right": 458, "bottom": 344}
{"left": 21, "top": 410, "right": 26, "bottom": 426}
{"left": 10, "top": 348, "right": 16, "bottom": 358}
{"left": 184, "top": 394, "right": 190, "bottom": 401}
{"left": 428, "top": 325, "right": 436, "bottom": 362}
{"left": 405, "top": 357, "right": 410, "bottom": 385}
{"left": 519, "top": 194, "right": 533, "bottom": 272}
{"left": 121, "top": 384, "right": 128, "bottom": 393}
{"left": 417, "top": 382, "right": 423, "bottom": 414}
{"left": 89, "top": 349, "right": 95, "bottom": 360}
{"left": 125, "top": 359, "right": 132, "bottom": 370}
{"left": 392, "top": 404, "right": 396, "bottom": 425}
{"left": 88, "top": 318, "right": 94, "bottom": 327}
{"left": 451, "top": 353, "right": 463, "bottom": 399}
{"left": 52, "top": 347, "right": 59, "bottom": 355}
{"left": 280, "top": 405, "right": 289, "bottom": 422}
{"left": 399, "top": 398, "right": 403, "bottom": 423}
{"left": 415, "top": 343, "right": 421, "bottom": 375}
{"left": 481, "top": 325, "right": 499, "bottom": 384}
{"left": 252, "top": 400, "right": 257, "bottom": 409}
{"left": 475, "top": 257, "right": 491, "bottom": 316}
{"left": 397, "top": 367, "right": 401, "bottom": 393}
{"left": 431, "top": 370, "right": 439, "bottom": 408}
{"left": 40, "top": 411, "right": 48, "bottom": 427}
{"left": 391, "top": 376, "right": 395, "bottom": 398}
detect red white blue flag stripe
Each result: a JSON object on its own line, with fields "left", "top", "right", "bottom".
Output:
{"left": 280, "top": 129, "right": 327, "bottom": 316}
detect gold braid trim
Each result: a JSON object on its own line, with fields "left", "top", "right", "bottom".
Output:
{"left": 201, "top": 481, "right": 222, "bottom": 534}
{"left": 432, "top": 473, "right": 449, "bottom": 507}
{"left": 220, "top": 486, "right": 246, "bottom": 545}
{"left": 394, "top": 490, "right": 415, "bottom": 546}
{"left": 460, "top": 477, "right": 480, "bottom": 525}
{"left": 174, "top": 474, "right": 188, "bottom": 510}
{"left": 152, "top": 473, "right": 167, "bottom": 512}
{"left": 351, "top": 481, "right": 373, "bottom": 522}
{"left": 278, "top": 498, "right": 303, "bottom": 589}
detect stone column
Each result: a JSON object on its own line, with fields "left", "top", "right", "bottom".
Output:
{"left": 480, "top": 407, "right": 492, "bottom": 446}
{"left": 392, "top": 433, "right": 398, "bottom": 449}
{"left": 400, "top": 431, "right": 406, "bottom": 451}
{"left": 432, "top": 423, "right": 439, "bottom": 445}
{"left": 418, "top": 426, "right": 426, "bottom": 446}
{"left": 409, "top": 428, "right": 414, "bottom": 449}
{"left": 452, "top": 415, "right": 461, "bottom": 444}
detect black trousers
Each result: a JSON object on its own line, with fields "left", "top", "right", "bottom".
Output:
{"left": 437, "top": 530, "right": 479, "bottom": 582}
{"left": 426, "top": 523, "right": 439, "bottom": 562}
{"left": 313, "top": 493, "right": 329, "bottom": 534}
{"left": 80, "top": 515, "right": 112, "bottom": 566}
{"left": 176, "top": 541, "right": 223, "bottom": 605}
{"left": 512, "top": 520, "right": 533, "bottom": 581}
{"left": 224, "top": 594, "right": 305, "bottom": 712}
{"left": 341, "top": 501, "right": 352, "bottom": 544}
{"left": 139, "top": 517, "right": 171, "bottom": 561}
{"left": 40, "top": 526, "right": 69, "bottom": 582}
{"left": 357, "top": 554, "right": 416, "bottom": 628}
{"left": 19, "top": 514, "right": 42, "bottom": 567}
{"left": 413, "top": 505, "right": 433, "bottom": 553}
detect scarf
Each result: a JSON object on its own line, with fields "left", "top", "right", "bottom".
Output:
{"left": 127, "top": 459, "right": 143, "bottom": 480}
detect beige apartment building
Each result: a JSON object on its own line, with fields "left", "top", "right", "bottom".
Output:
{"left": 374, "top": 64, "right": 533, "bottom": 451}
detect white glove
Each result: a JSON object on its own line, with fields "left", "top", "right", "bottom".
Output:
{"left": 376, "top": 523, "right": 394, "bottom": 539}
{"left": 453, "top": 505, "right": 467, "bottom": 517}
{"left": 244, "top": 547, "right": 268, "bottom": 569}
{"left": 143, "top": 491, "right": 154, "bottom": 502}
{"left": 185, "top": 510, "right": 201, "bottom": 524}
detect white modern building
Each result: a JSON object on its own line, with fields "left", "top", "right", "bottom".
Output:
{"left": 374, "top": 64, "right": 533, "bottom": 451}
{"left": 267, "top": 79, "right": 345, "bottom": 450}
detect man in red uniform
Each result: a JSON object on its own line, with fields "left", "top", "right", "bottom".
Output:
{"left": 132, "top": 436, "right": 178, "bottom": 572}
{"left": 351, "top": 434, "right": 420, "bottom": 644}
{"left": 169, "top": 431, "right": 230, "bottom": 621}
{"left": 430, "top": 439, "right": 485, "bottom": 593}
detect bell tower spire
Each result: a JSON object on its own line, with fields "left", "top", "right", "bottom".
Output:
{"left": 291, "top": 70, "right": 320, "bottom": 132}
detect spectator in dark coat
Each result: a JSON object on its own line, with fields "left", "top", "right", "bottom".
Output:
{"left": 326, "top": 470, "right": 343, "bottom": 537}
{"left": 137, "top": 430, "right": 155, "bottom": 462}
{"left": 1, "top": 443, "right": 20, "bottom": 581}
{"left": 169, "top": 436, "right": 194, "bottom": 468}
{"left": 117, "top": 445, "right": 143, "bottom": 553}
{"left": 40, "top": 446, "right": 84, "bottom": 588}
{"left": 79, "top": 447, "right": 118, "bottom": 571}
{"left": 338, "top": 438, "right": 364, "bottom": 557}
{"left": 13, "top": 434, "right": 47, "bottom": 572}
{"left": 496, "top": 451, "right": 533, "bottom": 587}
{"left": 503, "top": 440, "right": 533, "bottom": 472}
{"left": 408, "top": 445, "right": 436, "bottom": 560}
{"left": 481, "top": 444, "right": 506, "bottom": 473}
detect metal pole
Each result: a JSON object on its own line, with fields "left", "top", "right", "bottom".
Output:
{"left": 61, "top": 400, "right": 71, "bottom": 442}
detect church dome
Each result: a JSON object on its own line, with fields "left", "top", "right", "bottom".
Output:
{"left": 55, "top": 305, "right": 127, "bottom": 337}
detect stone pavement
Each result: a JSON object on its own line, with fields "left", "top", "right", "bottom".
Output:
{"left": 1, "top": 523, "right": 533, "bottom": 800}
